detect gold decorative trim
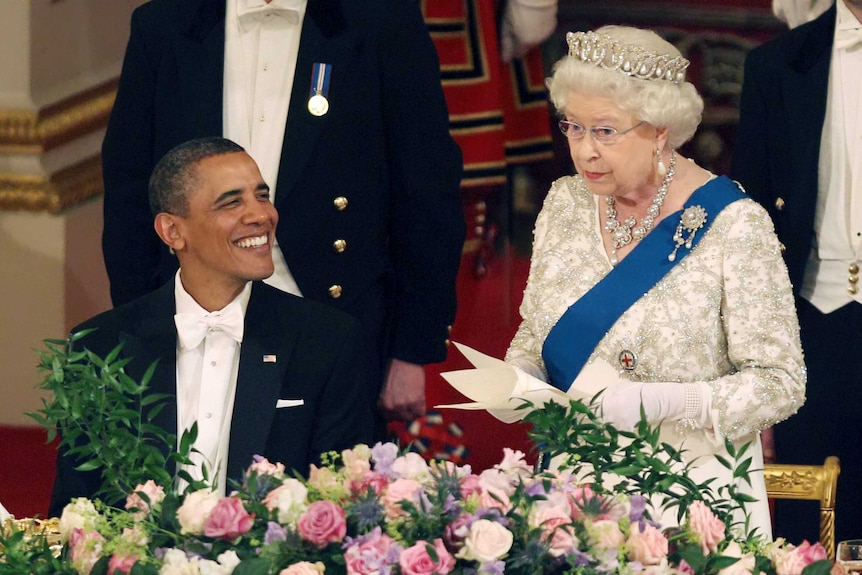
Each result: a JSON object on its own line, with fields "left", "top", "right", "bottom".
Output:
{"left": 0, "top": 79, "right": 117, "bottom": 153}
{"left": 0, "top": 155, "right": 103, "bottom": 213}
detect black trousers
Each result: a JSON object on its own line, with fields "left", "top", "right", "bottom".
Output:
{"left": 772, "top": 298, "right": 862, "bottom": 544}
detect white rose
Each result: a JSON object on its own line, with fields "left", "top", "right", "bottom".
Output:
{"left": 159, "top": 549, "right": 200, "bottom": 575}
{"left": 391, "top": 452, "right": 430, "bottom": 481}
{"left": 478, "top": 468, "right": 517, "bottom": 496}
{"left": 457, "top": 519, "right": 514, "bottom": 563}
{"left": 176, "top": 489, "right": 220, "bottom": 535}
{"left": 263, "top": 479, "right": 309, "bottom": 525}
{"left": 58, "top": 498, "right": 99, "bottom": 544}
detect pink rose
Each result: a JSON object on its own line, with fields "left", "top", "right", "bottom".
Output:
{"left": 530, "top": 504, "right": 576, "bottom": 557}
{"left": 247, "top": 456, "right": 286, "bottom": 478}
{"left": 125, "top": 480, "right": 165, "bottom": 518}
{"left": 177, "top": 489, "right": 220, "bottom": 535}
{"left": 569, "top": 486, "right": 599, "bottom": 519}
{"left": 204, "top": 497, "right": 255, "bottom": 541}
{"left": 687, "top": 501, "right": 725, "bottom": 554}
{"left": 107, "top": 554, "right": 138, "bottom": 575}
{"left": 297, "top": 500, "right": 347, "bottom": 548}
{"left": 350, "top": 471, "right": 389, "bottom": 496}
{"left": 460, "top": 475, "right": 483, "bottom": 498}
{"left": 69, "top": 528, "right": 105, "bottom": 575}
{"left": 477, "top": 485, "right": 512, "bottom": 513}
{"left": 443, "top": 513, "right": 474, "bottom": 550}
{"left": 777, "top": 541, "right": 828, "bottom": 575}
{"left": 381, "top": 478, "right": 422, "bottom": 519}
{"left": 344, "top": 528, "right": 399, "bottom": 575}
{"left": 400, "top": 539, "right": 456, "bottom": 575}
{"left": 279, "top": 561, "right": 324, "bottom": 575}
{"left": 456, "top": 519, "right": 514, "bottom": 563}
{"left": 626, "top": 524, "right": 669, "bottom": 566}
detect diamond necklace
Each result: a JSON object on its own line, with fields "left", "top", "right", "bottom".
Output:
{"left": 604, "top": 150, "right": 676, "bottom": 265}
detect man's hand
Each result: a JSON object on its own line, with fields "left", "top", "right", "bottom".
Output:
{"left": 761, "top": 427, "right": 776, "bottom": 463}
{"left": 377, "top": 359, "right": 426, "bottom": 421}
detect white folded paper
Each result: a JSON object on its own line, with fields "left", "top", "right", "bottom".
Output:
{"left": 436, "top": 342, "right": 620, "bottom": 423}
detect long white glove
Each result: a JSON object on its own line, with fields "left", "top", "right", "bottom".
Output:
{"left": 599, "top": 381, "right": 711, "bottom": 432}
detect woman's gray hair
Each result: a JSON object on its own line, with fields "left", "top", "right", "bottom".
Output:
{"left": 548, "top": 25, "right": 703, "bottom": 149}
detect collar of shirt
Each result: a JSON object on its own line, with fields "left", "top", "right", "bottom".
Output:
{"left": 174, "top": 271, "right": 253, "bottom": 349}
{"left": 836, "top": 0, "right": 862, "bottom": 51}
{"left": 236, "top": 0, "right": 303, "bottom": 30}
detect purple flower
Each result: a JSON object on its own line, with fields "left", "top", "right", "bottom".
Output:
{"left": 371, "top": 442, "right": 399, "bottom": 475}
{"left": 263, "top": 521, "right": 288, "bottom": 545}
{"left": 479, "top": 560, "right": 506, "bottom": 575}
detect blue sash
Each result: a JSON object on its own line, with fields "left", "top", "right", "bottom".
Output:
{"left": 541, "top": 175, "right": 746, "bottom": 391}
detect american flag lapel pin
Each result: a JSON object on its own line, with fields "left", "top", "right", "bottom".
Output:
{"left": 263, "top": 354, "right": 277, "bottom": 363}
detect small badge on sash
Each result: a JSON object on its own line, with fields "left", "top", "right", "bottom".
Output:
{"left": 618, "top": 350, "right": 637, "bottom": 371}
{"left": 308, "top": 62, "right": 331, "bottom": 117}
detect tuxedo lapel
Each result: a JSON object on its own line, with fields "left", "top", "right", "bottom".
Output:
{"left": 173, "top": 0, "right": 226, "bottom": 138}
{"left": 227, "top": 283, "right": 301, "bottom": 478}
{"left": 782, "top": 6, "right": 834, "bottom": 214}
{"left": 275, "top": 0, "right": 357, "bottom": 206}
{"left": 118, "top": 281, "right": 180, "bottom": 441}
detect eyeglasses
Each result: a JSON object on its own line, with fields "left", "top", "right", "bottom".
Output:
{"left": 557, "top": 120, "right": 646, "bottom": 145}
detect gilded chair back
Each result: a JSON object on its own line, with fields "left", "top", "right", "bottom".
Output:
{"left": 763, "top": 456, "right": 840, "bottom": 559}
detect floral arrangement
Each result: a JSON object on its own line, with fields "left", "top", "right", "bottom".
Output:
{"left": 2, "top": 442, "right": 837, "bottom": 575}
{"left": 0, "top": 339, "right": 840, "bottom": 575}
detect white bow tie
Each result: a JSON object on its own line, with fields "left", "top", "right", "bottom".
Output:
{"left": 836, "top": 26, "right": 862, "bottom": 51}
{"left": 175, "top": 302, "right": 244, "bottom": 350}
{"left": 237, "top": 0, "right": 299, "bottom": 28}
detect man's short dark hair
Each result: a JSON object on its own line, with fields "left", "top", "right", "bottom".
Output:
{"left": 148, "top": 137, "right": 246, "bottom": 217}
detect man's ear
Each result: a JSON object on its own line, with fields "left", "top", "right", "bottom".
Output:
{"left": 154, "top": 213, "right": 185, "bottom": 253}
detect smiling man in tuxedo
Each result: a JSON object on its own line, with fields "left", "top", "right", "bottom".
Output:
{"left": 49, "top": 138, "right": 373, "bottom": 516}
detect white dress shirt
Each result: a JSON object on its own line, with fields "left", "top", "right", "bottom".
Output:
{"left": 174, "top": 272, "right": 251, "bottom": 495}
{"left": 800, "top": 0, "right": 862, "bottom": 313}
{"left": 224, "top": 0, "right": 308, "bottom": 296}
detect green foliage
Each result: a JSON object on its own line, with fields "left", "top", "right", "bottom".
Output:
{"left": 523, "top": 395, "right": 759, "bottom": 539}
{"left": 27, "top": 332, "right": 206, "bottom": 504}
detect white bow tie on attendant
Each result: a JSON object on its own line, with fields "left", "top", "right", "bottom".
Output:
{"left": 174, "top": 302, "right": 245, "bottom": 350}
{"left": 237, "top": 0, "right": 300, "bottom": 28}
{"left": 835, "top": 25, "right": 862, "bottom": 51}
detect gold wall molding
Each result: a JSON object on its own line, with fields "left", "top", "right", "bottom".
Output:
{"left": 0, "top": 155, "right": 103, "bottom": 213}
{"left": 0, "top": 80, "right": 116, "bottom": 212}
{"left": 0, "top": 79, "right": 117, "bottom": 154}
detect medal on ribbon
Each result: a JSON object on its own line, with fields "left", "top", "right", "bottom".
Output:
{"left": 308, "top": 62, "right": 331, "bottom": 117}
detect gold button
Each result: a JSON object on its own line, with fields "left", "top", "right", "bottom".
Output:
{"left": 447, "top": 325, "right": 452, "bottom": 334}
{"left": 333, "top": 239, "right": 347, "bottom": 253}
{"left": 850, "top": 263, "right": 859, "bottom": 274}
{"left": 445, "top": 339, "right": 451, "bottom": 346}
{"left": 849, "top": 285, "right": 859, "bottom": 295}
{"left": 475, "top": 213, "right": 486, "bottom": 224}
{"left": 778, "top": 242, "right": 786, "bottom": 254}
{"left": 775, "top": 197, "right": 785, "bottom": 211}
{"left": 328, "top": 284, "right": 343, "bottom": 299}
{"left": 333, "top": 196, "right": 348, "bottom": 211}
{"left": 850, "top": 274, "right": 859, "bottom": 284}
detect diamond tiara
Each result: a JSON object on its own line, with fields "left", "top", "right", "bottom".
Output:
{"left": 566, "top": 31, "right": 690, "bottom": 84}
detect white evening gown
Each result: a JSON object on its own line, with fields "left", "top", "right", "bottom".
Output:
{"left": 506, "top": 175, "right": 807, "bottom": 539}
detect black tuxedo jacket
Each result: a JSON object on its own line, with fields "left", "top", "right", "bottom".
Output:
{"left": 731, "top": 4, "right": 835, "bottom": 293}
{"left": 49, "top": 280, "right": 373, "bottom": 517}
{"left": 101, "top": 0, "right": 464, "bottom": 365}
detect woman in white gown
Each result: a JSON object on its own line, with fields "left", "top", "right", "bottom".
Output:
{"left": 505, "top": 26, "right": 806, "bottom": 539}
